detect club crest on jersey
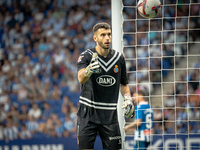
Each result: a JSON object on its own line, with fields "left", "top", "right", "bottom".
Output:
{"left": 114, "top": 65, "right": 119, "bottom": 73}
{"left": 96, "top": 75, "right": 116, "bottom": 87}
{"left": 78, "top": 56, "right": 84, "bottom": 62}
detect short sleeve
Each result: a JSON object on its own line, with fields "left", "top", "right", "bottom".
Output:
{"left": 135, "top": 105, "right": 143, "bottom": 120}
{"left": 120, "top": 53, "right": 128, "bottom": 85}
{"left": 77, "top": 51, "right": 92, "bottom": 72}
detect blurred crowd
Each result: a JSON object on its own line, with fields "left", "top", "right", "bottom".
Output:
{"left": 123, "top": 0, "right": 200, "bottom": 93}
{"left": 153, "top": 65, "right": 200, "bottom": 135}
{"left": 0, "top": 0, "right": 111, "bottom": 141}
{"left": 0, "top": 0, "right": 199, "bottom": 142}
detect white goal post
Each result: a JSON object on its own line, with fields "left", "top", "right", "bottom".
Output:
{"left": 111, "top": 0, "right": 125, "bottom": 150}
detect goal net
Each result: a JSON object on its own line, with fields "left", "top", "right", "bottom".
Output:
{"left": 117, "top": 0, "right": 200, "bottom": 149}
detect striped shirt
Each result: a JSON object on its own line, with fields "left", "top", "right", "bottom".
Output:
{"left": 4, "top": 126, "right": 18, "bottom": 140}
{"left": 77, "top": 48, "right": 128, "bottom": 124}
{"left": 26, "top": 121, "right": 39, "bottom": 132}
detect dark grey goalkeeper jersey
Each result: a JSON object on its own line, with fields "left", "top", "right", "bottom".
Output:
{"left": 77, "top": 47, "right": 128, "bottom": 124}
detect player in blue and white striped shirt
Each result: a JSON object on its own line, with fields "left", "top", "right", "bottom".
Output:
{"left": 124, "top": 90, "right": 154, "bottom": 150}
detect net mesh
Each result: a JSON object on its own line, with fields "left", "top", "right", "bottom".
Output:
{"left": 121, "top": 0, "right": 200, "bottom": 149}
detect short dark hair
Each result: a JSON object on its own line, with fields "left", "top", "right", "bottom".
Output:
{"left": 93, "top": 22, "right": 111, "bottom": 33}
{"left": 137, "top": 90, "right": 148, "bottom": 101}
{"left": 137, "top": 90, "right": 146, "bottom": 96}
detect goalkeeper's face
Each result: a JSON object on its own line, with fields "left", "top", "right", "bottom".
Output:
{"left": 94, "top": 28, "right": 111, "bottom": 50}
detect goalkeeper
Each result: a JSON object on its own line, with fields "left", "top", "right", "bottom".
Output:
{"left": 77, "top": 22, "right": 134, "bottom": 150}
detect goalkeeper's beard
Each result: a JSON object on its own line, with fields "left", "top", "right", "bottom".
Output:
{"left": 98, "top": 41, "right": 110, "bottom": 50}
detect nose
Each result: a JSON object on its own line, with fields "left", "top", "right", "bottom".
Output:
{"left": 105, "top": 34, "right": 110, "bottom": 40}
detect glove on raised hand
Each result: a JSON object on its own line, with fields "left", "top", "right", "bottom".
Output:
{"left": 122, "top": 93, "right": 134, "bottom": 118}
{"left": 84, "top": 53, "right": 101, "bottom": 77}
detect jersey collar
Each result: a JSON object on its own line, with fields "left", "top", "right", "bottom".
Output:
{"left": 139, "top": 101, "right": 148, "bottom": 105}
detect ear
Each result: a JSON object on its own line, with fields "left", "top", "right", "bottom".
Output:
{"left": 93, "top": 35, "right": 97, "bottom": 42}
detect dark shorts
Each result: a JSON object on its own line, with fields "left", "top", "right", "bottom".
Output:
{"left": 77, "top": 116, "right": 121, "bottom": 149}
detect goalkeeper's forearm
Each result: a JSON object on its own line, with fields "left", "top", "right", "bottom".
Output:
{"left": 78, "top": 68, "right": 90, "bottom": 84}
{"left": 120, "top": 84, "right": 131, "bottom": 99}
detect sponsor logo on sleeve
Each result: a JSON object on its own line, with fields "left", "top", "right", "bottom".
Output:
{"left": 78, "top": 56, "right": 84, "bottom": 62}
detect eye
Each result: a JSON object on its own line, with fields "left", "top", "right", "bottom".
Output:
{"left": 101, "top": 34, "right": 105, "bottom": 37}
